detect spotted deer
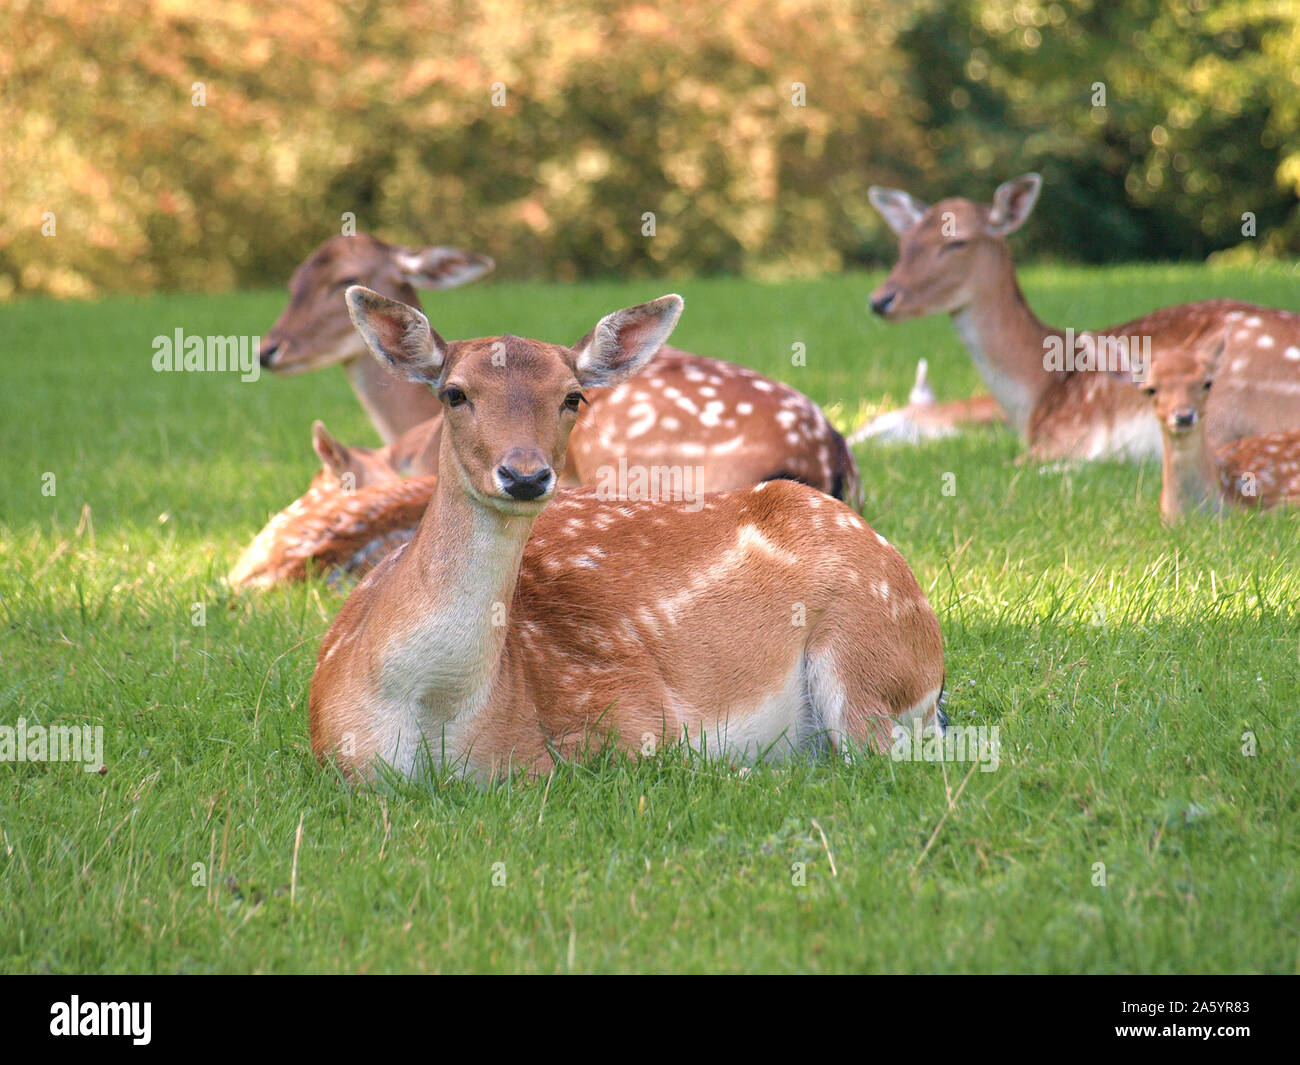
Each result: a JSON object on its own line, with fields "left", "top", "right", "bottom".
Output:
{"left": 1113, "top": 333, "right": 1300, "bottom": 519}
{"left": 263, "top": 233, "right": 859, "bottom": 502}
{"left": 228, "top": 475, "right": 438, "bottom": 589}
{"left": 868, "top": 174, "right": 1300, "bottom": 460}
{"left": 308, "top": 288, "right": 945, "bottom": 780}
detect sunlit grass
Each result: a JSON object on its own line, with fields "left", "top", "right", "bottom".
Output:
{"left": 0, "top": 264, "right": 1297, "bottom": 972}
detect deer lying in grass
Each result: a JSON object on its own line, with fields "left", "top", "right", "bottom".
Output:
{"left": 227, "top": 477, "right": 437, "bottom": 589}
{"left": 226, "top": 418, "right": 441, "bottom": 588}
{"left": 848, "top": 358, "right": 1006, "bottom": 445}
{"left": 1115, "top": 334, "right": 1300, "bottom": 520}
{"left": 308, "top": 288, "right": 945, "bottom": 781}
{"left": 868, "top": 174, "right": 1300, "bottom": 460}
{"left": 262, "top": 233, "right": 859, "bottom": 501}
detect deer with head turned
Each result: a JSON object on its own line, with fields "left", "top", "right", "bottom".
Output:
{"left": 868, "top": 174, "right": 1300, "bottom": 461}
{"left": 1112, "top": 332, "right": 1300, "bottom": 520}
{"left": 263, "top": 233, "right": 860, "bottom": 503}
{"left": 308, "top": 288, "right": 945, "bottom": 781}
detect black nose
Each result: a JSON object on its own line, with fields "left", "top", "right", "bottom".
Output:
{"left": 1174, "top": 410, "right": 1196, "bottom": 428}
{"left": 497, "top": 465, "right": 553, "bottom": 501}
{"left": 870, "top": 291, "right": 898, "bottom": 316}
{"left": 259, "top": 340, "right": 280, "bottom": 368}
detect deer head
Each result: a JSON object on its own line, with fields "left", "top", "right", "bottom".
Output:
{"left": 260, "top": 233, "right": 493, "bottom": 374}
{"left": 344, "top": 286, "right": 684, "bottom": 515}
{"left": 867, "top": 174, "right": 1042, "bottom": 320}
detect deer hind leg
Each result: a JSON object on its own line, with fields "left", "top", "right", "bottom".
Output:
{"left": 805, "top": 647, "right": 945, "bottom": 757}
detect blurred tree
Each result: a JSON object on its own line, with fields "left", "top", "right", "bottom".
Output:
{"left": 897, "top": 0, "right": 1300, "bottom": 261}
{"left": 0, "top": 0, "right": 1296, "bottom": 298}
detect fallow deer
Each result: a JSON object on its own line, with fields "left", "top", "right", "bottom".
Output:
{"left": 308, "top": 288, "right": 945, "bottom": 780}
{"left": 1114, "top": 333, "right": 1300, "bottom": 519}
{"left": 868, "top": 174, "right": 1300, "bottom": 460}
{"left": 263, "top": 233, "right": 860, "bottom": 503}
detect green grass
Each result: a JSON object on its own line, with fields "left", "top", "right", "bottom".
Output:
{"left": 1, "top": 262, "right": 1298, "bottom": 973}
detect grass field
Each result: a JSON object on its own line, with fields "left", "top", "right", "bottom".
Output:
{"left": 1, "top": 262, "right": 1298, "bottom": 973}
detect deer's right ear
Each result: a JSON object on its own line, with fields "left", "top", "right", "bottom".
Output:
{"left": 345, "top": 286, "right": 448, "bottom": 384}
{"left": 987, "top": 174, "right": 1042, "bottom": 236}
{"left": 572, "top": 295, "right": 684, "bottom": 388}
{"left": 868, "top": 186, "right": 928, "bottom": 235}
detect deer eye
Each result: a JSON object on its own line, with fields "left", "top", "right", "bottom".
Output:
{"left": 335, "top": 277, "right": 361, "bottom": 289}
{"left": 1142, "top": 387, "right": 1156, "bottom": 397}
{"left": 940, "top": 240, "right": 968, "bottom": 254}
{"left": 441, "top": 386, "right": 468, "bottom": 408}
{"left": 1203, "top": 380, "right": 1213, "bottom": 391}
{"left": 563, "top": 391, "right": 587, "bottom": 413}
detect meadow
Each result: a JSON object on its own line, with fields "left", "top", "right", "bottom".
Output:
{"left": 1, "top": 263, "right": 1297, "bottom": 973}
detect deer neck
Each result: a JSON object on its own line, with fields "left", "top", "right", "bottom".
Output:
{"left": 390, "top": 437, "right": 534, "bottom": 734}
{"left": 949, "top": 253, "right": 1058, "bottom": 433}
{"left": 1160, "top": 429, "right": 1222, "bottom": 519}
{"left": 345, "top": 349, "right": 441, "bottom": 444}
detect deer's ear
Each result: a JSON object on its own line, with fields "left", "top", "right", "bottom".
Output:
{"left": 987, "top": 174, "right": 1042, "bottom": 236}
{"left": 1198, "top": 329, "right": 1230, "bottom": 381}
{"left": 345, "top": 286, "right": 448, "bottom": 384}
{"left": 868, "top": 186, "right": 928, "bottom": 236}
{"left": 311, "top": 421, "right": 351, "bottom": 478}
{"left": 572, "top": 295, "right": 684, "bottom": 388}
{"left": 393, "top": 246, "right": 494, "bottom": 290}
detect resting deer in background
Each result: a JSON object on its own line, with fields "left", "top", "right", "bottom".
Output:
{"left": 1113, "top": 332, "right": 1300, "bottom": 520}
{"left": 262, "top": 233, "right": 860, "bottom": 503}
{"left": 868, "top": 174, "right": 1300, "bottom": 460}
{"left": 308, "top": 288, "right": 945, "bottom": 781}
{"left": 848, "top": 358, "right": 1006, "bottom": 445}
{"left": 260, "top": 233, "right": 494, "bottom": 443}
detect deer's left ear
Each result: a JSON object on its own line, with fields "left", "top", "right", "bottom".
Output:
{"left": 987, "top": 174, "right": 1042, "bottom": 236}
{"left": 393, "top": 246, "right": 494, "bottom": 290}
{"left": 572, "top": 295, "right": 684, "bottom": 388}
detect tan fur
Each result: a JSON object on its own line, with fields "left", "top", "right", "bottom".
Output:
{"left": 868, "top": 176, "right": 1300, "bottom": 460}
{"left": 308, "top": 293, "right": 943, "bottom": 780}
